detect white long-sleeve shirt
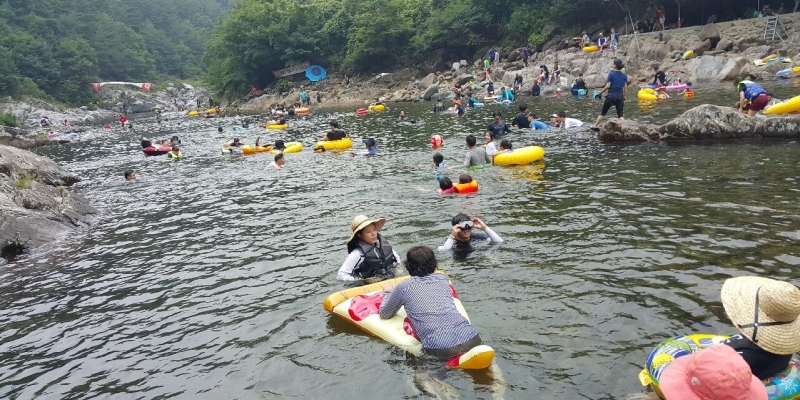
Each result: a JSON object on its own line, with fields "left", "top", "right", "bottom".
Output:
{"left": 336, "top": 248, "right": 402, "bottom": 281}
{"left": 436, "top": 227, "right": 504, "bottom": 252}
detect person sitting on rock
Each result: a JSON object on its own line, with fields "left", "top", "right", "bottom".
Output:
{"left": 580, "top": 31, "right": 591, "bottom": 47}
{"left": 40, "top": 116, "right": 51, "bottom": 128}
{"left": 531, "top": 81, "right": 541, "bottom": 97}
{"left": 486, "top": 81, "right": 495, "bottom": 96}
{"left": 597, "top": 32, "right": 608, "bottom": 50}
{"left": 652, "top": 65, "right": 667, "bottom": 87}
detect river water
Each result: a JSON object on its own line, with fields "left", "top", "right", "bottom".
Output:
{"left": 3, "top": 81, "right": 800, "bottom": 399}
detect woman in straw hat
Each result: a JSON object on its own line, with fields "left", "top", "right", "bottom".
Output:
{"left": 721, "top": 276, "right": 800, "bottom": 379}
{"left": 336, "top": 215, "right": 400, "bottom": 283}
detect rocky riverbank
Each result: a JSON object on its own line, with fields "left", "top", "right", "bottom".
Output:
{"left": 0, "top": 145, "right": 94, "bottom": 261}
{"left": 238, "top": 13, "right": 800, "bottom": 112}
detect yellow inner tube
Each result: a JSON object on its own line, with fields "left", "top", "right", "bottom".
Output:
{"left": 314, "top": 137, "right": 353, "bottom": 150}
{"left": 187, "top": 110, "right": 200, "bottom": 117}
{"left": 493, "top": 146, "right": 545, "bottom": 166}
{"left": 368, "top": 104, "right": 386, "bottom": 112}
{"left": 583, "top": 45, "right": 599, "bottom": 53}
{"left": 637, "top": 88, "right": 658, "bottom": 101}
{"left": 266, "top": 123, "right": 288, "bottom": 130}
{"left": 241, "top": 144, "right": 272, "bottom": 154}
{"left": 271, "top": 142, "right": 304, "bottom": 154}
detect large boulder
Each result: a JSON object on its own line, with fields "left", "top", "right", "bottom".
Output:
{"left": 716, "top": 38, "right": 733, "bottom": 52}
{"left": 636, "top": 43, "right": 674, "bottom": 61}
{"left": 598, "top": 104, "right": 800, "bottom": 143}
{"left": 0, "top": 145, "right": 94, "bottom": 259}
{"left": 698, "top": 23, "right": 721, "bottom": 43}
{"left": 423, "top": 84, "right": 439, "bottom": 100}
{"left": 417, "top": 73, "right": 436, "bottom": 90}
{"left": 690, "top": 39, "right": 713, "bottom": 56}
{"left": 507, "top": 48, "right": 521, "bottom": 62}
{"left": 453, "top": 74, "right": 475, "bottom": 86}
{"left": 683, "top": 55, "right": 746, "bottom": 82}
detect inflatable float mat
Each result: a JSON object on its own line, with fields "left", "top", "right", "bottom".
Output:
{"left": 322, "top": 273, "right": 494, "bottom": 369}
{"left": 484, "top": 94, "right": 499, "bottom": 102}
{"left": 295, "top": 107, "right": 311, "bottom": 115}
{"left": 314, "top": 137, "right": 352, "bottom": 150}
{"left": 266, "top": 123, "right": 288, "bottom": 130}
{"left": 493, "top": 146, "right": 545, "bottom": 166}
{"left": 583, "top": 45, "right": 599, "bottom": 53}
{"left": 241, "top": 144, "right": 272, "bottom": 154}
{"left": 531, "top": 120, "right": 551, "bottom": 130}
{"left": 765, "top": 94, "right": 800, "bottom": 115}
{"left": 271, "top": 142, "right": 303, "bottom": 154}
{"left": 639, "top": 333, "right": 800, "bottom": 400}
{"left": 777, "top": 66, "right": 800, "bottom": 77}
{"left": 368, "top": 104, "right": 386, "bottom": 112}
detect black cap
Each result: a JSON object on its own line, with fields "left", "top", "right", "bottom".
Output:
{"left": 362, "top": 138, "right": 376, "bottom": 147}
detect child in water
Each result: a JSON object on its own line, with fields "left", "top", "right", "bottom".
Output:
{"left": 681, "top": 81, "right": 694, "bottom": 99}
{"left": 337, "top": 215, "right": 400, "bottom": 283}
{"left": 379, "top": 246, "right": 484, "bottom": 360}
{"left": 438, "top": 177, "right": 455, "bottom": 194}
{"left": 437, "top": 212, "right": 504, "bottom": 252}
{"left": 432, "top": 152, "right": 448, "bottom": 180}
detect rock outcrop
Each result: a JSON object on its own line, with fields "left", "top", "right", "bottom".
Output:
{"left": 598, "top": 104, "right": 800, "bottom": 143}
{"left": 0, "top": 145, "right": 94, "bottom": 260}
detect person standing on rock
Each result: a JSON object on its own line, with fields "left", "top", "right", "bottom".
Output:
{"left": 591, "top": 58, "right": 629, "bottom": 131}
{"left": 655, "top": 5, "right": 666, "bottom": 31}
{"left": 493, "top": 49, "right": 500, "bottom": 66}
{"left": 737, "top": 80, "right": 773, "bottom": 117}
{"left": 488, "top": 48, "right": 496, "bottom": 66}
{"left": 522, "top": 46, "right": 530, "bottom": 67}
{"left": 610, "top": 28, "right": 620, "bottom": 57}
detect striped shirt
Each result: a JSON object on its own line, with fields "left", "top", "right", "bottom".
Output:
{"left": 379, "top": 274, "right": 477, "bottom": 350}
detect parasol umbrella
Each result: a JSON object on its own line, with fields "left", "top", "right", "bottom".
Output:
{"left": 305, "top": 65, "right": 327, "bottom": 82}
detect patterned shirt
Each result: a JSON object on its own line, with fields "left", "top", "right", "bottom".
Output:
{"left": 379, "top": 274, "right": 477, "bottom": 350}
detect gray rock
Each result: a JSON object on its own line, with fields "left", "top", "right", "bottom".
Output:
{"left": 418, "top": 73, "right": 437, "bottom": 90}
{"left": 684, "top": 55, "right": 746, "bottom": 82}
{"left": 454, "top": 74, "right": 475, "bottom": 86}
{"left": 0, "top": 145, "right": 94, "bottom": 259}
{"left": 423, "top": 84, "right": 439, "bottom": 100}
{"left": 638, "top": 43, "right": 674, "bottom": 60}
{"left": 507, "top": 48, "right": 521, "bottom": 62}
{"left": 716, "top": 38, "right": 733, "bottom": 52}
{"left": 691, "top": 39, "right": 713, "bottom": 56}
{"left": 598, "top": 104, "right": 800, "bottom": 143}
{"left": 698, "top": 23, "right": 721, "bottom": 42}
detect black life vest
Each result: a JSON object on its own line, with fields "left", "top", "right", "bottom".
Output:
{"left": 351, "top": 234, "right": 397, "bottom": 279}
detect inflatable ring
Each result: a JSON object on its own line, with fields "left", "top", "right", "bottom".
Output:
{"left": 322, "top": 272, "right": 495, "bottom": 369}
{"left": 765, "top": 94, "right": 800, "bottom": 115}
{"left": 241, "top": 144, "right": 272, "bottom": 155}
{"left": 453, "top": 180, "right": 478, "bottom": 193}
{"left": 639, "top": 334, "right": 800, "bottom": 400}
{"left": 295, "top": 107, "right": 311, "bottom": 115}
{"left": 368, "top": 104, "right": 386, "bottom": 112}
{"left": 266, "top": 123, "right": 288, "bottom": 130}
{"left": 583, "top": 45, "right": 599, "bottom": 53}
{"left": 205, "top": 108, "right": 219, "bottom": 115}
{"left": 682, "top": 50, "right": 693, "bottom": 60}
{"left": 637, "top": 88, "right": 658, "bottom": 101}
{"left": 187, "top": 110, "right": 200, "bottom": 117}
{"left": 356, "top": 108, "right": 368, "bottom": 115}
{"left": 314, "top": 138, "right": 352, "bottom": 150}
{"left": 271, "top": 142, "right": 303, "bottom": 154}
{"left": 493, "top": 146, "right": 545, "bottom": 166}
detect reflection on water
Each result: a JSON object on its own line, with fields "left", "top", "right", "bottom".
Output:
{"left": 1, "top": 85, "right": 800, "bottom": 399}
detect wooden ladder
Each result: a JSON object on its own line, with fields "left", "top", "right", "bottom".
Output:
{"left": 764, "top": 16, "right": 789, "bottom": 40}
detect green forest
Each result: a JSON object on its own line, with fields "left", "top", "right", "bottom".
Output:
{"left": 0, "top": 0, "right": 784, "bottom": 103}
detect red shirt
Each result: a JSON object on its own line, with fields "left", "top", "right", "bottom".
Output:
{"left": 119, "top": 116, "right": 128, "bottom": 123}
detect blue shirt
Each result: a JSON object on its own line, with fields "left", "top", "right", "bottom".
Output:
{"left": 379, "top": 274, "right": 478, "bottom": 350}
{"left": 741, "top": 83, "right": 766, "bottom": 100}
{"left": 606, "top": 70, "right": 628, "bottom": 95}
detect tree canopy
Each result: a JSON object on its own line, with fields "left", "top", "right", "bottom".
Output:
{"left": 0, "top": 0, "right": 228, "bottom": 104}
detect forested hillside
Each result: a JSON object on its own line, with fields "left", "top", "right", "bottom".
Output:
{"left": 0, "top": 0, "right": 229, "bottom": 104}
{"left": 205, "top": 0, "right": 778, "bottom": 98}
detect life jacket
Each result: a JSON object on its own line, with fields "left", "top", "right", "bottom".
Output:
{"left": 742, "top": 82, "right": 766, "bottom": 101}
{"left": 684, "top": 89, "right": 694, "bottom": 99}
{"left": 167, "top": 151, "right": 182, "bottom": 159}
{"left": 574, "top": 78, "right": 587, "bottom": 90}
{"left": 352, "top": 235, "right": 396, "bottom": 279}
{"left": 532, "top": 85, "right": 540, "bottom": 96}
{"left": 454, "top": 180, "right": 478, "bottom": 193}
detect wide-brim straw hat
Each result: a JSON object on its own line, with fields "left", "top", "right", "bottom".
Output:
{"left": 346, "top": 215, "right": 386, "bottom": 244}
{"left": 721, "top": 276, "right": 800, "bottom": 355}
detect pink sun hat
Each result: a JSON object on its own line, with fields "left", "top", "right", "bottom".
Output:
{"left": 659, "top": 344, "right": 767, "bottom": 400}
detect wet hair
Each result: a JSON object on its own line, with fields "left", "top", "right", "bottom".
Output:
{"left": 274, "top": 152, "right": 284, "bottom": 162}
{"left": 499, "top": 139, "right": 512, "bottom": 150}
{"left": 451, "top": 212, "right": 471, "bottom": 226}
{"left": 124, "top": 170, "right": 134, "bottom": 179}
{"left": 274, "top": 139, "right": 286, "bottom": 150}
{"left": 171, "top": 146, "right": 179, "bottom": 151}
{"left": 465, "top": 135, "right": 477, "bottom": 146}
{"left": 141, "top": 139, "right": 152, "bottom": 148}
{"left": 217, "top": 126, "right": 223, "bottom": 132}
{"left": 492, "top": 111, "right": 502, "bottom": 118}
{"left": 439, "top": 176, "right": 453, "bottom": 190}
{"left": 458, "top": 173, "right": 473, "bottom": 184}
{"left": 614, "top": 59, "right": 625, "bottom": 70}
{"left": 686, "top": 81, "right": 693, "bottom": 86}
{"left": 432, "top": 152, "right": 444, "bottom": 166}
{"left": 171, "top": 136, "right": 179, "bottom": 141}
{"left": 519, "top": 104, "right": 528, "bottom": 112}
{"left": 557, "top": 111, "right": 566, "bottom": 118}
{"left": 233, "top": 138, "right": 240, "bottom": 142}
{"left": 329, "top": 120, "right": 339, "bottom": 129}
{"left": 404, "top": 246, "right": 437, "bottom": 277}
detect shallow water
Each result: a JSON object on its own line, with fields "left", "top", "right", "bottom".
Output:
{"left": 3, "top": 80, "right": 800, "bottom": 399}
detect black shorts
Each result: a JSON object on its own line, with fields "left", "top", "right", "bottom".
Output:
{"left": 601, "top": 94, "right": 625, "bottom": 117}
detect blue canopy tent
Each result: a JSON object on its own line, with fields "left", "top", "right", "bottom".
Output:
{"left": 306, "top": 65, "right": 327, "bottom": 82}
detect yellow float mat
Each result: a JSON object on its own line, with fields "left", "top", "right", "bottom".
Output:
{"left": 493, "top": 146, "right": 545, "bottom": 166}
{"left": 765, "top": 94, "right": 800, "bottom": 115}
{"left": 241, "top": 144, "right": 272, "bottom": 154}
{"left": 266, "top": 123, "right": 288, "bottom": 129}
{"left": 314, "top": 137, "right": 352, "bottom": 150}
{"left": 583, "top": 45, "right": 599, "bottom": 53}
{"left": 271, "top": 142, "right": 303, "bottom": 154}
{"left": 322, "top": 273, "right": 494, "bottom": 369}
